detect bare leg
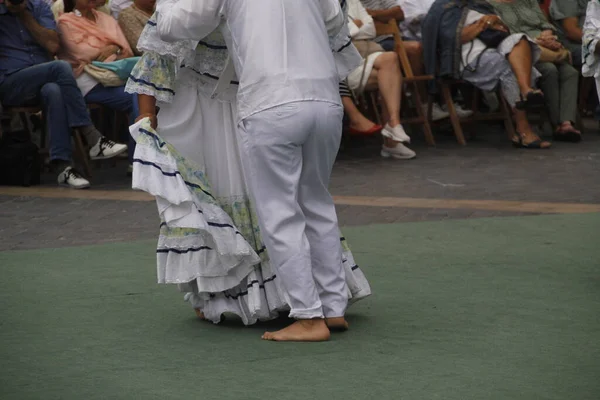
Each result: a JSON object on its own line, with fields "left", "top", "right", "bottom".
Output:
{"left": 369, "top": 52, "right": 402, "bottom": 127}
{"left": 507, "top": 39, "right": 536, "bottom": 96}
{"left": 513, "top": 108, "right": 551, "bottom": 148}
{"left": 404, "top": 41, "right": 428, "bottom": 99}
{"left": 262, "top": 319, "right": 331, "bottom": 342}
{"left": 341, "top": 96, "right": 380, "bottom": 132}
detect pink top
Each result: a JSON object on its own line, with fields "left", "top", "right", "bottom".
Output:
{"left": 57, "top": 10, "right": 133, "bottom": 77}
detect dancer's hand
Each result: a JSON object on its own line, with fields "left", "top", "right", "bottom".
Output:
{"left": 136, "top": 113, "right": 158, "bottom": 129}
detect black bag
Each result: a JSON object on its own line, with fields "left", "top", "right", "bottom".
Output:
{"left": 0, "top": 132, "right": 41, "bottom": 186}
{"left": 478, "top": 28, "right": 510, "bottom": 48}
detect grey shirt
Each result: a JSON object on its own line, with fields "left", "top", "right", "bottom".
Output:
{"left": 550, "top": 0, "right": 589, "bottom": 48}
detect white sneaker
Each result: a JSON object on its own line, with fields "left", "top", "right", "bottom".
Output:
{"left": 89, "top": 137, "right": 127, "bottom": 160}
{"left": 424, "top": 103, "right": 450, "bottom": 121}
{"left": 441, "top": 103, "right": 474, "bottom": 118}
{"left": 381, "top": 123, "right": 411, "bottom": 143}
{"left": 381, "top": 142, "right": 416, "bottom": 160}
{"left": 57, "top": 166, "right": 90, "bottom": 189}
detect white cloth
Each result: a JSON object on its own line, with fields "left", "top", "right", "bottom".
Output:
{"left": 129, "top": 67, "right": 371, "bottom": 324}
{"left": 237, "top": 101, "right": 348, "bottom": 319}
{"left": 156, "top": 0, "right": 345, "bottom": 122}
{"left": 110, "top": 0, "right": 133, "bottom": 19}
{"left": 347, "top": 0, "right": 376, "bottom": 40}
{"left": 397, "top": 0, "right": 435, "bottom": 40}
{"left": 347, "top": 52, "right": 383, "bottom": 93}
{"left": 583, "top": 0, "right": 600, "bottom": 102}
{"left": 461, "top": 10, "right": 489, "bottom": 69}
{"left": 75, "top": 72, "right": 99, "bottom": 97}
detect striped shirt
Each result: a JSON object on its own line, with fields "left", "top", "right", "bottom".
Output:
{"left": 359, "top": 0, "right": 398, "bottom": 11}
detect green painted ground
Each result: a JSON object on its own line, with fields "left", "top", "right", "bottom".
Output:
{"left": 1, "top": 214, "right": 599, "bottom": 400}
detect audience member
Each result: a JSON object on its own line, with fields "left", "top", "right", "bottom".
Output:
{"left": 51, "top": 0, "right": 109, "bottom": 19}
{"left": 423, "top": 0, "right": 551, "bottom": 149}
{"left": 0, "top": 0, "right": 127, "bottom": 189}
{"left": 490, "top": 0, "right": 581, "bottom": 142}
{"left": 347, "top": 0, "right": 415, "bottom": 159}
{"left": 109, "top": 0, "right": 131, "bottom": 19}
{"left": 550, "top": 0, "right": 590, "bottom": 67}
{"left": 583, "top": 0, "right": 600, "bottom": 103}
{"left": 118, "top": 0, "right": 155, "bottom": 56}
{"left": 361, "top": 0, "right": 472, "bottom": 120}
{"left": 57, "top": 0, "right": 139, "bottom": 166}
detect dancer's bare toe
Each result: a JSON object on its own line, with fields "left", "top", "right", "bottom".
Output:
{"left": 325, "top": 317, "right": 349, "bottom": 332}
{"left": 194, "top": 308, "right": 206, "bottom": 320}
{"left": 261, "top": 319, "right": 331, "bottom": 342}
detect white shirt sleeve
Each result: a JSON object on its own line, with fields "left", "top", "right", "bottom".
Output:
{"left": 320, "top": 0, "right": 345, "bottom": 37}
{"left": 157, "top": 0, "right": 223, "bottom": 42}
{"left": 348, "top": 0, "right": 376, "bottom": 40}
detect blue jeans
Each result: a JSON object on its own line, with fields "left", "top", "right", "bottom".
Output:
{"left": 85, "top": 84, "right": 139, "bottom": 163}
{"left": 0, "top": 60, "right": 92, "bottom": 162}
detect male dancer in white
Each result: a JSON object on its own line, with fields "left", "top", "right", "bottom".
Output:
{"left": 157, "top": 0, "right": 354, "bottom": 342}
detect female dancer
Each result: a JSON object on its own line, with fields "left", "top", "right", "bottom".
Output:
{"left": 126, "top": 3, "right": 371, "bottom": 327}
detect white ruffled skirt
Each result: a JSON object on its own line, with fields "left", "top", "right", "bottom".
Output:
{"left": 130, "top": 70, "right": 371, "bottom": 325}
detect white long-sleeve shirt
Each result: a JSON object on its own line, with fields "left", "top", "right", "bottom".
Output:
{"left": 156, "top": 0, "right": 346, "bottom": 122}
{"left": 347, "top": 0, "right": 376, "bottom": 41}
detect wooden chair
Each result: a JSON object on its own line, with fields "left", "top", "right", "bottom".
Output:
{"left": 373, "top": 20, "right": 436, "bottom": 145}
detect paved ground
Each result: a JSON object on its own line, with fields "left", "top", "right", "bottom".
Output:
{"left": 0, "top": 120, "right": 598, "bottom": 251}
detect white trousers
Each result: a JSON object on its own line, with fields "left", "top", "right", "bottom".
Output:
{"left": 236, "top": 101, "right": 348, "bottom": 319}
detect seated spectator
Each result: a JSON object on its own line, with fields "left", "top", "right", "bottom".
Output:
{"left": 110, "top": 0, "right": 132, "bottom": 19}
{"left": 57, "top": 0, "right": 139, "bottom": 167}
{"left": 340, "top": 81, "right": 383, "bottom": 136}
{"left": 52, "top": 0, "right": 109, "bottom": 19}
{"left": 0, "top": 0, "right": 127, "bottom": 189}
{"left": 583, "top": 1, "right": 600, "bottom": 100}
{"left": 361, "top": 0, "right": 472, "bottom": 120}
{"left": 490, "top": 0, "right": 581, "bottom": 142}
{"left": 118, "top": 0, "right": 155, "bottom": 56}
{"left": 550, "top": 0, "right": 589, "bottom": 67}
{"left": 423, "top": 0, "right": 551, "bottom": 149}
{"left": 347, "top": 0, "right": 415, "bottom": 160}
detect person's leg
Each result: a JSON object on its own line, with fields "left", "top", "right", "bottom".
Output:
{"left": 535, "top": 62, "right": 560, "bottom": 127}
{"left": 366, "top": 53, "right": 414, "bottom": 156}
{"left": 296, "top": 102, "right": 348, "bottom": 325}
{"left": 403, "top": 41, "right": 428, "bottom": 99}
{"left": 341, "top": 96, "right": 380, "bottom": 133}
{"left": 556, "top": 62, "right": 580, "bottom": 135}
{"left": 85, "top": 84, "right": 137, "bottom": 161}
{"left": 506, "top": 38, "right": 537, "bottom": 97}
{"left": 0, "top": 63, "right": 77, "bottom": 164}
{"left": 236, "top": 103, "right": 329, "bottom": 342}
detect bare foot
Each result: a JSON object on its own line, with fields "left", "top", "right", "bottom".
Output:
{"left": 194, "top": 308, "right": 206, "bottom": 320}
{"left": 262, "top": 319, "right": 331, "bottom": 342}
{"left": 325, "top": 317, "right": 349, "bottom": 332}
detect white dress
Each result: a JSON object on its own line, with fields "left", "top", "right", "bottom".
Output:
{"left": 126, "top": 6, "right": 371, "bottom": 325}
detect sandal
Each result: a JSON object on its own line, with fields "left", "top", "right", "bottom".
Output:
{"left": 515, "top": 90, "right": 544, "bottom": 110}
{"left": 512, "top": 133, "right": 551, "bottom": 149}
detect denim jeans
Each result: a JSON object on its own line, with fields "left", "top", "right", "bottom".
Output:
{"left": 85, "top": 84, "right": 139, "bottom": 163}
{"left": 0, "top": 60, "right": 92, "bottom": 162}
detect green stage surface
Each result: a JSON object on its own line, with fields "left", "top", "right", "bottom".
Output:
{"left": 1, "top": 214, "right": 599, "bottom": 400}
